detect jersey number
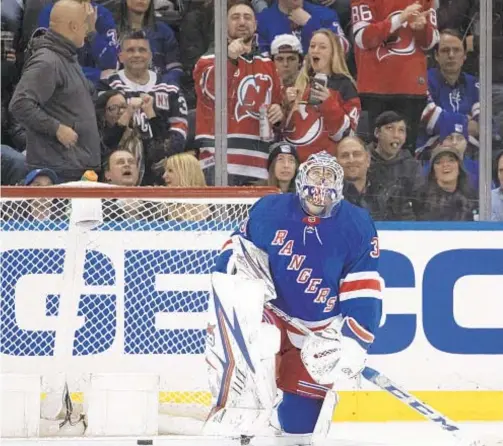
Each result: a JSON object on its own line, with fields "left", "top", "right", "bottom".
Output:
{"left": 370, "top": 237, "right": 380, "bottom": 259}
{"left": 351, "top": 5, "right": 372, "bottom": 23}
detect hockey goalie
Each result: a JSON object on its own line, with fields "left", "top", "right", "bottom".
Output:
{"left": 205, "top": 150, "right": 383, "bottom": 444}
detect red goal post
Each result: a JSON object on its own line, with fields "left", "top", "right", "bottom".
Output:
{"left": 0, "top": 184, "right": 279, "bottom": 439}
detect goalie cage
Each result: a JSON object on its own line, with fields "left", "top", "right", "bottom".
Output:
{"left": 0, "top": 183, "right": 279, "bottom": 441}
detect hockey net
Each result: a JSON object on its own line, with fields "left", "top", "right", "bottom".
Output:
{"left": 0, "top": 183, "right": 278, "bottom": 438}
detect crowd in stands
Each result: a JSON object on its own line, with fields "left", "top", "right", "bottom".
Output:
{"left": 1, "top": 0, "right": 502, "bottom": 221}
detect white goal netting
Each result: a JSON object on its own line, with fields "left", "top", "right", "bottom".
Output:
{"left": 0, "top": 184, "right": 277, "bottom": 438}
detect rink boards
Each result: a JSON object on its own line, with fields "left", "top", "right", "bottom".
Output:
{"left": 1, "top": 221, "right": 502, "bottom": 422}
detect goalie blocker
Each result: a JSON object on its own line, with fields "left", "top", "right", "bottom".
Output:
{"left": 206, "top": 151, "right": 383, "bottom": 439}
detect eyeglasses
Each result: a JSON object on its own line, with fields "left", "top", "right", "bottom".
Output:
{"left": 107, "top": 104, "right": 128, "bottom": 113}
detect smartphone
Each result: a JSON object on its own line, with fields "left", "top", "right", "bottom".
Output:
{"left": 308, "top": 73, "right": 328, "bottom": 105}
{"left": 312, "top": 73, "right": 328, "bottom": 88}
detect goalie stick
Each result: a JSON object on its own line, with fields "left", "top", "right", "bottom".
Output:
{"left": 264, "top": 303, "right": 502, "bottom": 446}
{"left": 362, "top": 367, "right": 502, "bottom": 446}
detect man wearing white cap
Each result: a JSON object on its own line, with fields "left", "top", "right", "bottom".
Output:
{"left": 270, "top": 34, "right": 303, "bottom": 87}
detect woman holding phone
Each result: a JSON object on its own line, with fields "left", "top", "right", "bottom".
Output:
{"left": 283, "top": 29, "right": 360, "bottom": 162}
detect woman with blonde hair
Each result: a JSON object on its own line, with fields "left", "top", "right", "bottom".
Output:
{"left": 283, "top": 29, "right": 361, "bottom": 162}
{"left": 158, "top": 153, "right": 211, "bottom": 221}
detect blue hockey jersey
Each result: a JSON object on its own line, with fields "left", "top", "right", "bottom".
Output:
{"left": 38, "top": 2, "right": 118, "bottom": 86}
{"left": 256, "top": 1, "right": 349, "bottom": 55}
{"left": 141, "top": 22, "right": 183, "bottom": 86}
{"left": 417, "top": 68, "right": 480, "bottom": 157}
{"left": 215, "top": 193, "right": 383, "bottom": 349}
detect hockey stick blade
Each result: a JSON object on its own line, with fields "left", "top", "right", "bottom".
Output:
{"left": 362, "top": 367, "right": 503, "bottom": 446}
{"left": 362, "top": 367, "right": 460, "bottom": 432}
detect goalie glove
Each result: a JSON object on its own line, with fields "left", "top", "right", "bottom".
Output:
{"left": 300, "top": 316, "right": 374, "bottom": 384}
{"left": 230, "top": 235, "right": 277, "bottom": 302}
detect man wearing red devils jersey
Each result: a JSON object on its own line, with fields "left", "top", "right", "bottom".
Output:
{"left": 284, "top": 74, "right": 360, "bottom": 162}
{"left": 351, "top": 0, "right": 439, "bottom": 152}
{"left": 194, "top": 1, "right": 284, "bottom": 185}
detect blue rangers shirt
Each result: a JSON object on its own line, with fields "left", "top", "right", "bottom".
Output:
{"left": 417, "top": 67, "right": 480, "bottom": 159}
{"left": 215, "top": 193, "right": 383, "bottom": 351}
{"left": 257, "top": 1, "right": 349, "bottom": 55}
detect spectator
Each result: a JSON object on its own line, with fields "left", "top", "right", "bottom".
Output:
{"left": 417, "top": 29, "right": 480, "bottom": 160}
{"left": 96, "top": 90, "right": 132, "bottom": 151}
{"left": 436, "top": 0, "right": 473, "bottom": 34}
{"left": 19, "top": 0, "right": 52, "bottom": 56}
{"left": 2, "top": 0, "right": 22, "bottom": 90}
{"left": 95, "top": 90, "right": 144, "bottom": 180}
{"left": 99, "top": 30, "right": 188, "bottom": 185}
{"left": 283, "top": 29, "right": 360, "bottom": 161}
{"left": 161, "top": 152, "right": 207, "bottom": 187}
{"left": 1, "top": 145, "right": 27, "bottom": 185}
{"left": 100, "top": 149, "right": 146, "bottom": 221}
{"left": 38, "top": 1, "right": 119, "bottom": 85}
{"left": 421, "top": 116, "right": 479, "bottom": 191}
{"left": 366, "top": 111, "right": 422, "bottom": 220}
{"left": 9, "top": 0, "right": 101, "bottom": 182}
{"left": 22, "top": 166, "right": 59, "bottom": 186}
{"left": 2, "top": 0, "right": 25, "bottom": 151}
{"left": 462, "top": 0, "right": 503, "bottom": 80}
{"left": 257, "top": 141, "right": 299, "bottom": 192}
{"left": 270, "top": 34, "right": 303, "bottom": 87}
{"left": 257, "top": 0, "right": 349, "bottom": 55}
{"left": 103, "top": 149, "right": 140, "bottom": 186}
{"left": 160, "top": 152, "right": 211, "bottom": 221}
{"left": 178, "top": 0, "right": 214, "bottom": 108}
{"left": 351, "top": 0, "right": 439, "bottom": 151}
{"left": 312, "top": 0, "right": 352, "bottom": 32}
{"left": 336, "top": 135, "right": 412, "bottom": 220}
{"left": 1, "top": 93, "right": 26, "bottom": 152}
{"left": 116, "top": 0, "right": 182, "bottom": 85}
{"left": 335, "top": 136, "right": 370, "bottom": 205}
{"left": 194, "top": 1, "right": 283, "bottom": 186}
{"left": 8, "top": 168, "right": 61, "bottom": 221}
{"left": 413, "top": 145, "right": 477, "bottom": 221}
{"left": 492, "top": 150, "right": 503, "bottom": 221}
{"left": 464, "top": 0, "right": 503, "bottom": 137}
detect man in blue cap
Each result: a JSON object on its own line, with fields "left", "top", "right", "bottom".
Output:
{"left": 23, "top": 168, "right": 59, "bottom": 186}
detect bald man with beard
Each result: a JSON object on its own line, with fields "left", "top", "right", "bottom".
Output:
{"left": 10, "top": 0, "right": 101, "bottom": 182}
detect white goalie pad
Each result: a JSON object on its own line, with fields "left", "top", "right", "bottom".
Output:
{"left": 205, "top": 272, "right": 280, "bottom": 435}
{"left": 229, "top": 235, "right": 277, "bottom": 302}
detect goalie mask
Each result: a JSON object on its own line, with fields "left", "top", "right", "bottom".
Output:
{"left": 295, "top": 151, "right": 344, "bottom": 218}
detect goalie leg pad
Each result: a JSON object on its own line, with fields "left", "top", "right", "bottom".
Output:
{"left": 206, "top": 273, "right": 278, "bottom": 413}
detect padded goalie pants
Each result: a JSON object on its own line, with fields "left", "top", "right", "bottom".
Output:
{"left": 262, "top": 309, "right": 332, "bottom": 434}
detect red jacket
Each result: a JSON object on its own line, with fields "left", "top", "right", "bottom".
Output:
{"left": 352, "top": 0, "right": 439, "bottom": 96}
{"left": 283, "top": 74, "right": 360, "bottom": 162}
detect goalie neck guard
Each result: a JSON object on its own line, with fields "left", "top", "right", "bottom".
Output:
{"left": 295, "top": 151, "right": 344, "bottom": 218}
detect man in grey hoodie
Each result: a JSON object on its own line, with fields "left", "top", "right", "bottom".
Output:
{"left": 9, "top": 0, "right": 101, "bottom": 182}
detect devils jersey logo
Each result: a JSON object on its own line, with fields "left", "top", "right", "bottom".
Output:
{"left": 376, "top": 12, "right": 416, "bottom": 61}
{"left": 285, "top": 104, "right": 323, "bottom": 146}
{"left": 234, "top": 74, "right": 273, "bottom": 122}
